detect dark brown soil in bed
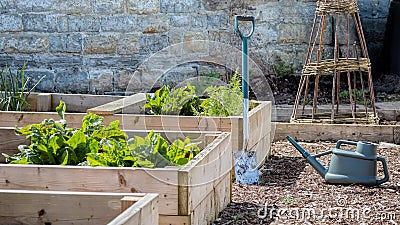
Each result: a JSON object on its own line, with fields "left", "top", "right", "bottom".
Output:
{"left": 212, "top": 141, "right": 400, "bottom": 224}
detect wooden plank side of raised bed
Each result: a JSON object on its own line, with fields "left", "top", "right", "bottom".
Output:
{"left": 88, "top": 93, "right": 147, "bottom": 115}
{"left": 0, "top": 190, "right": 149, "bottom": 225}
{"left": 24, "top": 93, "right": 124, "bottom": 113}
{"left": 0, "top": 165, "right": 179, "bottom": 215}
{"left": 51, "top": 93, "right": 124, "bottom": 113}
{"left": 190, "top": 173, "right": 231, "bottom": 225}
{"left": 0, "top": 112, "right": 85, "bottom": 128}
{"left": 273, "top": 122, "right": 396, "bottom": 143}
{"left": 178, "top": 132, "right": 232, "bottom": 215}
{"left": 109, "top": 193, "right": 159, "bottom": 225}
{"left": 275, "top": 104, "right": 400, "bottom": 122}
{"left": 394, "top": 126, "right": 400, "bottom": 144}
{"left": 229, "top": 101, "right": 272, "bottom": 167}
{"left": 159, "top": 216, "right": 190, "bottom": 225}
{"left": 0, "top": 127, "right": 28, "bottom": 162}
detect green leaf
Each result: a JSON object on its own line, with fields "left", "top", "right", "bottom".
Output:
{"left": 66, "top": 131, "right": 86, "bottom": 149}
{"left": 56, "top": 101, "right": 66, "bottom": 120}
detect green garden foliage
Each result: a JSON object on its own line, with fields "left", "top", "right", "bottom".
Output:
{"left": 145, "top": 71, "right": 244, "bottom": 117}
{"left": 3, "top": 101, "right": 200, "bottom": 167}
{"left": 0, "top": 63, "right": 45, "bottom": 111}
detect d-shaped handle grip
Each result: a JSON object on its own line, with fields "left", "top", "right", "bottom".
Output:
{"left": 376, "top": 156, "right": 390, "bottom": 185}
{"left": 235, "top": 15, "right": 255, "bottom": 39}
{"left": 335, "top": 140, "right": 358, "bottom": 149}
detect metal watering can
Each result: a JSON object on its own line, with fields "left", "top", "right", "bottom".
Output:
{"left": 286, "top": 136, "right": 390, "bottom": 186}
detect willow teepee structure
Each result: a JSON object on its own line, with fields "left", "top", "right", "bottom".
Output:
{"left": 291, "top": 0, "right": 379, "bottom": 124}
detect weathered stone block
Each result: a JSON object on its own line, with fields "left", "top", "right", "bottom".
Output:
{"left": 167, "top": 30, "right": 183, "bottom": 44}
{"left": 55, "top": 0, "right": 93, "bottom": 14}
{"left": 100, "top": 16, "right": 137, "bottom": 32}
{"left": 4, "top": 35, "right": 48, "bottom": 53}
{"left": 183, "top": 32, "right": 208, "bottom": 53}
{"left": 58, "top": 16, "right": 100, "bottom": 32}
{"left": 22, "top": 14, "right": 57, "bottom": 32}
{"left": 191, "top": 15, "right": 207, "bottom": 28}
{"left": 117, "top": 34, "right": 140, "bottom": 55}
{"left": 15, "top": 0, "right": 54, "bottom": 12}
{"left": 139, "top": 15, "right": 169, "bottom": 34}
{"left": 362, "top": 18, "right": 387, "bottom": 42}
{"left": 170, "top": 15, "right": 190, "bottom": 27}
{"left": 0, "top": 55, "right": 15, "bottom": 67}
{"left": 29, "top": 54, "right": 83, "bottom": 69}
{"left": 127, "top": 0, "right": 160, "bottom": 14}
{"left": 358, "top": 0, "right": 390, "bottom": 19}
{"left": 0, "top": 36, "right": 4, "bottom": 51}
{"left": 279, "top": 23, "right": 310, "bottom": 44}
{"left": 88, "top": 70, "right": 114, "bottom": 94}
{"left": 84, "top": 34, "right": 117, "bottom": 54}
{"left": 253, "top": 24, "right": 279, "bottom": 46}
{"left": 207, "top": 13, "right": 229, "bottom": 29}
{"left": 114, "top": 70, "right": 134, "bottom": 92}
{"left": 202, "top": 0, "right": 231, "bottom": 11}
{"left": 93, "top": 0, "right": 124, "bottom": 14}
{"left": 255, "top": 3, "right": 282, "bottom": 23}
{"left": 24, "top": 70, "right": 55, "bottom": 92}
{"left": 0, "top": 0, "right": 17, "bottom": 13}
{"left": 160, "top": 0, "right": 201, "bottom": 13}
{"left": 139, "top": 34, "right": 169, "bottom": 54}
{"left": 208, "top": 30, "right": 232, "bottom": 44}
{"left": 55, "top": 69, "right": 89, "bottom": 93}
{"left": 0, "top": 14, "right": 22, "bottom": 32}
{"left": 85, "top": 56, "right": 142, "bottom": 70}
{"left": 336, "top": 19, "right": 357, "bottom": 46}
{"left": 49, "top": 33, "right": 82, "bottom": 53}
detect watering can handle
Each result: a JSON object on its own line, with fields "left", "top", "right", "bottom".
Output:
{"left": 376, "top": 156, "right": 390, "bottom": 185}
{"left": 335, "top": 140, "right": 358, "bottom": 149}
{"left": 235, "top": 15, "right": 255, "bottom": 39}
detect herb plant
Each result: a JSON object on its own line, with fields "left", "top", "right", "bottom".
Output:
{"left": 3, "top": 101, "right": 200, "bottom": 167}
{"left": 0, "top": 62, "right": 45, "bottom": 111}
{"left": 196, "top": 71, "right": 243, "bottom": 116}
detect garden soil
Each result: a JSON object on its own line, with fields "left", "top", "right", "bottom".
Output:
{"left": 212, "top": 140, "right": 400, "bottom": 224}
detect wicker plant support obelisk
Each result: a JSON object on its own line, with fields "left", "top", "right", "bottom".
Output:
{"left": 291, "top": 0, "right": 379, "bottom": 124}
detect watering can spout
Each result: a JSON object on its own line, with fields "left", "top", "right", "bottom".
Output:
{"left": 286, "top": 136, "right": 328, "bottom": 178}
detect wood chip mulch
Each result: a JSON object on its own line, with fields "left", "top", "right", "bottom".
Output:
{"left": 212, "top": 140, "right": 400, "bottom": 224}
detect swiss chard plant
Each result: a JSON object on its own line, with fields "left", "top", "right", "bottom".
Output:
{"left": 144, "top": 71, "right": 246, "bottom": 117}
{"left": 144, "top": 83, "right": 201, "bottom": 116}
{"left": 3, "top": 101, "right": 200, "bottom": 167}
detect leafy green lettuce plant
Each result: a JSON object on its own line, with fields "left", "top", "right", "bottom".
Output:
{"left": 3, "top": 101, "right": 200, "bottom": 167}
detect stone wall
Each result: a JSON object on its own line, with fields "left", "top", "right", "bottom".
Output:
{"left": 0, "top": 0, "right": 390, "bottom": 94}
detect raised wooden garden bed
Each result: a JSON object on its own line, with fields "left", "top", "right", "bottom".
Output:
{"left": 87, "top": 93, "right": 272, "bottom": 168}
{"left": 0, "top": 130, "right": 232, "bottom": 225}
{"left": 0, "top": 190, "right": 158, "bottom": 225}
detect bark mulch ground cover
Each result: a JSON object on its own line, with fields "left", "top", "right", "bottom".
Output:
{"left": 212, "top": 140, "right": 400, "bottom": 224}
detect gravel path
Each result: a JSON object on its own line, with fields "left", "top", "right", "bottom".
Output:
{"left": 212, "top": 140, "right": 400, "bottom": 224}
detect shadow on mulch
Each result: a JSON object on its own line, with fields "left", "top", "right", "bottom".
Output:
{"left": 260, "top": 155, "right": 307, "bottom": 186}
{"left": 211, "top": 202, "right": 278, "bottom": 225}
